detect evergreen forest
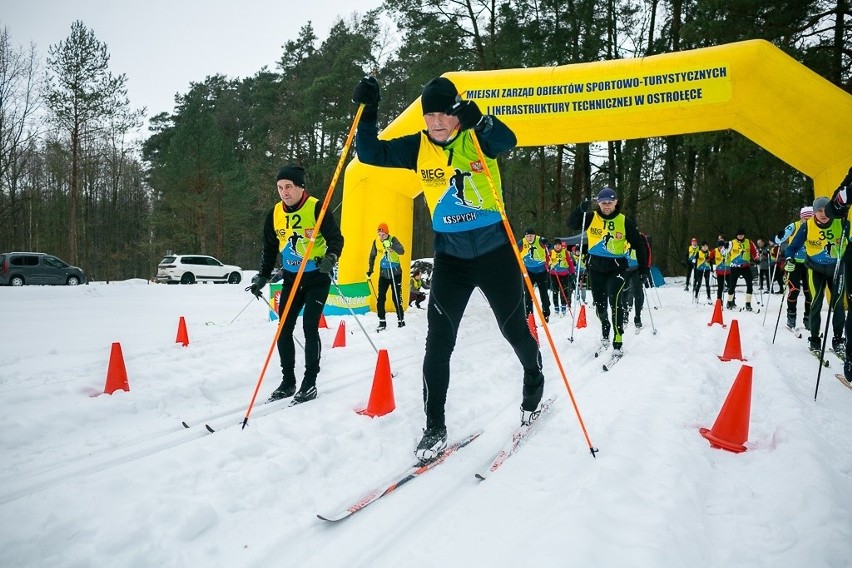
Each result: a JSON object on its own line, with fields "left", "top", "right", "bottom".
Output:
{"left": 1, "top": 1, "right": 850, "bottom": 281}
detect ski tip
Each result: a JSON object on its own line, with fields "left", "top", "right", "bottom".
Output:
{"left": 205, "top": 424, "right": 215, "bottom": 433}
{"left": 474, "top": 473, "right": 486, "bottom": 481}
{"left": 317, "top": 513, "right": 346, "bottom": 523}
{"left": 181, "top": 421, "right": 190, "bottom": 429}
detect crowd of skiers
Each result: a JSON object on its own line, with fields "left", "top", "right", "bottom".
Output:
{"left": 250, "top": 68, "right": 852, "bottom": 460}
{"left": 682, "top": 166, "right": 852, "bottom": 383}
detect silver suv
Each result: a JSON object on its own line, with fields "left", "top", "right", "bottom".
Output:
{"left": 156, "top": 254, "right": 243, "bottom": 284}
{"left": 0, "top": 252, "right": 86, "bottom": 286}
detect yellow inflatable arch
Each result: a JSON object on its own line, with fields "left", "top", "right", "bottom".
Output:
{"left": 340, "top": 39, "right": 852, "bottom": 310}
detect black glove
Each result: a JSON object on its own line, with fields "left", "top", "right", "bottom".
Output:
{"left": 247, "top": 275, "right": 269, "bottom": 299}
{"left": 352, "top": 77, "right": 380, "bottom": 122}
{"left": 317, "top": 253, "right": 338, "bottom": 275}
{"left": 579, "top": 199, "right": 590, "bottom": 213}
{"left": 784, "top": 258, "right": 796, "bottom": 273}
{"left": 366, "top": 270, "right": 373, "bottom": 278}
{"left": 447, "top": 99, "right": 485, "bottom": 131}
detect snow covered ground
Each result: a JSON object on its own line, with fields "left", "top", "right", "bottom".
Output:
{"left": 1, "top": 278, "right": 851, "bottom": 567}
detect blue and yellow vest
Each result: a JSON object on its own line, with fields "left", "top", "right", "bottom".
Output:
{"left": 416, "top": 130, "right": 503, "bottom": 232}
{"left": 693, "top": 248, "right": 712, "bottom": 271}
{"left": 587, "top": 214, "right": 628, "bottom": 258}
{"left": 272, "top": 196, "right": 327, "bottom": 272}
{"left": 519, "top": 236, "right": 547, "bottom": 272}
{"left": 549, "top": 248, "right": 570, "bottom": 275}
{"left": 376, "top": 235, "right": 402, "bottom": 271}
{"left": 727, "top": 238, "right": 753, "bottom": 268}
{"left": 803, "top": 218, "right": 844, "bottom": 266}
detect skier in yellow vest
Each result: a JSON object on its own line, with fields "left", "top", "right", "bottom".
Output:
{"left": 567, "top": 187, "right": 648, "bottom": 357}
{"left": 352, "top": 75, "right": 545, "bottom": 462}
{"left": 367, "top": 222, "right": 405, "bottom": 330}
{"left": 773, "top": 206, "right": 814, "bottom": 330}
{"left": 725, "top": 228, "right": 759, "bottom": 311}
{"left": 518, "top": 227, "right": 551, "bottom": 321}
{"left": 248, "top": 164, "right": 344, "bottom": 405}
{"left": 684, "top": 237, "right": 698, "bottom": 290}
{"left": 785, "top": 196, "right": 848, "bottom": 356}
{"left": 825, "top": 165, "right": 852, "bottom": 382}
{"left": 409, "top": 268, "right": 427, "bottom": 308}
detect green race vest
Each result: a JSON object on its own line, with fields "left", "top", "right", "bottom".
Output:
{"left": 272, "top": 196, "right": 327, "bottom": 272}
{"left": 416, "top": 131, "right": 503, "bottom": 232}
{"left": 587, "top": 213, "right": 628, "bottom": 258}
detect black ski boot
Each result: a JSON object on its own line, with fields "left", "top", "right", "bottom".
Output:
{"left": 520, "top": 369, "right": 544, "bottom": 425}
{"left": 269, "top": 378, "right": 297, "bottom": 401}
{"left": 290, "top": 383, "right": 317, "bottom": 405}
{"left": 844, "top": 359, "right": 852, "bottom": 383}
{"left": 415, "top": 425, "right": 448, "bottom": 462}
{"left": 832, "top": 336, "right": 846, "bottom": 359}
{"left": 376, "top": 319, "right": 387, "bottom": 332}
{"left": 808, "top": 336, "right": 821, "bottom": 354}
{"left": 786, "top": 313, "right": 796, "bottom": 329}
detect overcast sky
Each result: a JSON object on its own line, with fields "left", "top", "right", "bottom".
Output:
{"left": 2, "top": 0, "right": 386, "bottom": 132}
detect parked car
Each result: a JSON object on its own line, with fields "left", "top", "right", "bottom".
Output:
{"left": 0, "top": 252, "right": 86, "bottom": 286}
{"left": 156, "top": 254, "right": 242, "bottom": 284}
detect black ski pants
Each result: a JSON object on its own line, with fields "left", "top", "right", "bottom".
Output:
{"left": 550, "top": 273, "right": 572, "bottom": 310}
{"left": 786, "top": 262, "right": 812, "bottom": 324}
{"left": 524, "top": 270, "right": 551, "bottom": 318}
{"left": 588, "top": 267, "right": 627, "bottom": 344}
{"left": 377, "top": 272, "right": 404, "bottom": 322}
{"left": 423, "top": 242, "right": 542, "bottom": 429}
{"left": 277, "top": 273, "right": 331, "bottom": 387}
{"left": 693, "top": 269, "right": 712, "bottom": 300}
{"left": 807, "top": 265, "right": 844, "bottom": 343}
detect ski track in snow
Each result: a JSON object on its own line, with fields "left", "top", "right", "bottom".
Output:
{"left": 1, "top": 279, "right": 851, "bottom": 567}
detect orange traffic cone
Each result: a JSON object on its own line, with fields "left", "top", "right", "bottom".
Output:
{"left": 333, "top": 321, "right": 346, "bottom": 348}
{"left": 718, "top": 319, "right": 746, "bottom": 361}
{"left": 357, "top": 349, "right": 395, "bottom": 417}
{"left": 176, "top": 316, "right": 190, "bottom": 347}
{"left": 699, "top": 364, "right": 753, "bottom": 453}
{"left": 104, "top": 342, "right": 130, "bottom": 394}
{"left": 318, "top": 313, "right": 329, "bottom": 329}
{"left": 577, "top": 304, "right": 587, "bottom": 329}
{"left": 707, "top": 299, "right": 726, "bottom": 328}
{"left": 527, "top": 313, "right": 539, "bottom": 343}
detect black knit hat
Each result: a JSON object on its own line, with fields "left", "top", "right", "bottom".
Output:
{"left": 525, "top": 227, "right": 535, "bottom": 235}
{"left": 276, "top": 164, "right": 306, "bottom": 187}
{"left": 421, "top": 77, "right": 458, "bottom": 114}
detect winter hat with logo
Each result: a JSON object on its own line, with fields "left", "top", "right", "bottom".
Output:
{"left": 800, "top": 206, "right": 814, "bottom": 220}
{"left": 276, "top": 164, "right": 306, "bottom": 187}
{"left": 813, "top": 196, "right": 830, "bottom": 212}
{"left": 597, "top": 187, "right": 617, "bottom": 202}
{"left": 421, "top": 77, "right": 458, "bottom": 114}
{"left": 378, "top": 223, "right": 389, "bottom": 234}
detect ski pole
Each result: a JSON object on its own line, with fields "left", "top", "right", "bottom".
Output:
{"left": 569, "top": 209, "right": 588, "bottom": 344}
{"left": 367, "top": 277, "right": 379, "bottom": 301}
{"left": 771, "top": 273, "right": 791, "bottom": 345}
{"left": 763, "top": 246, "right": 780, "bottom": 326}
{"left": 386, "top": 251, "right": 404, "bottom": 324}
{"left": 642, "top": 283, "right": 658, "bottom": 335}
{"left": 330, "top": 276, "right": 381, "bottom": 355}
{"left": 251, "top": 292, "right": 304, "bottom": 349}
{"left": 815, "top": 224, "right": 848, "bottom": 401}
{"left": 241, "top": 103, "right": 365, "bottom": 429}
{"left": 230, "top": 296, "right": 256, "bottom": 325}
{"left": 469, "top": 132, "right": 597, "bottom": 458}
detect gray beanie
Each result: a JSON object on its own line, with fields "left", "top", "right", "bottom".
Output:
{"left": 813, "top": 196, "right": 830, "bottom": 212}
